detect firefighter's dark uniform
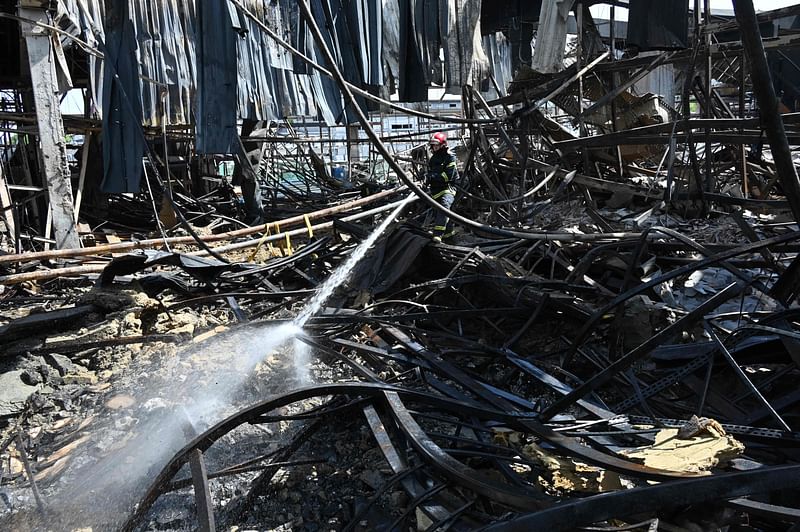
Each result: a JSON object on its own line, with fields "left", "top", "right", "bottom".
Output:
{"left": 426, "top": 147, "right": 458, "bottom": 240}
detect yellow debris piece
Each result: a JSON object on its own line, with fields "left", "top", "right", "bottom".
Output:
{"left": 522, "top": 443, "right": 624, "bottom": 493}
{"left": 621, "top": 428, "right": 744, "bottom": 474}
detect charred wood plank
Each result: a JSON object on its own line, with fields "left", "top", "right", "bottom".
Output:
{"left": 0, "top": 304, "right": 97, "bottom": 343}
{"left": 4, "top": 334, "right": 181, "bottom": 357}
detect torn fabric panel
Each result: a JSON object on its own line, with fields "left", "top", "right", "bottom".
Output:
{"left": 367, "top": 0, "right": 384, "bottom": 86}
{"left": 442, "top": 0, "right": 490, "bottom": 91}
{"left": 347, "top": 226, "right": 430, "bottom": 294}
{"left": 130, "top": 0, "right": 195, "bottom": 126}
{"left": 411, "top": 0, "right": 443, "bottom": 85}
{"left": 302, "top": 0, "right": 347, "bottom": 123}
{"left": 481, "top": 0, "right": 541, "bottom": 34}
{"left": 60, "top": 0, "right": 314, "bottom": 127}
{"left": 100, "top": 7, "right": 145, "bottom": 193}
{"left": 56, "top": 1, "right": 106, "bottom": 116}
{"left": 326, "top": 0, "right": 371, "bottom": 123}
{"left": 636, "top": 62, "right": 676, "bottom": 104}
{"left": 481, "top": 32, "right": 512, "bottom": 99}
{"left": 531, "top": 0, "right": 574, "bottom": 74}
{"left": 381, "top": 0, "right": 400, "bottom": 92}
{"left": 627, "top": 0, "right": 689, "bottom": 51}
{"left": 292, "top": 0, "right": 340, "bottom": 124}
{"left": 50, "top": 32, "right": 73, "bottom": 92}
{"left": 196, "top": 0, "right": 238, "bottom": 154}
{"left": 397, "top": 0, "right": 427, "bottom": 102}
{"left": 351, "top": 0, "right": 383, "bottom": 86}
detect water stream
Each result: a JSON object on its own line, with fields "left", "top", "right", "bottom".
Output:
{"left": 293, "top": 194, "right": 415, "bottom": 327}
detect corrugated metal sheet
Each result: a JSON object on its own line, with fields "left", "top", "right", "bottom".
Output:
{"left": 442, "top": 0, "right": 489, "bottom": 91}
{"left": 482, "top": 32, "right": 512, "bottom": 99}
{"left": 196, "top": 0, "right": 237, "bottom": 154}
{"left": 627, "top": 0, "right": 689, "bottom": 51}
{"left": 100, "top": 3, "right": 145, "bottom": 193}
{"left": 531, "top": 0, "right": 574, "bottom": 74}
{"left": 54, "top": 0, "right": 507, "bottom": 132}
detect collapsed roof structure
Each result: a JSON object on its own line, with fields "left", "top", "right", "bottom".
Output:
{"left": 2, "top": 0, "right": 800, "bottom": 531}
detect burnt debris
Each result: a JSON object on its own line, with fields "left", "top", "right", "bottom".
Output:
{"left": 2, "top": 1, "right": 800, "bottom": 531}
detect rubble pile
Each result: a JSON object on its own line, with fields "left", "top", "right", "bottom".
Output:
{"left": 2, "top": 166, "right": 800, "bottom": 530}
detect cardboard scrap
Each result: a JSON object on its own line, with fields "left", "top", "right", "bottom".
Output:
{"left": 522, "top": 443, "right": 624, "bottom": 493}
{"left": 621, "top": 428, "right": 744, "bottom": 474}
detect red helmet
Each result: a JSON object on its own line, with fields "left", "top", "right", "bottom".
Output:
{"left": 429, "top": 132, "right": 447, "bottom": 147}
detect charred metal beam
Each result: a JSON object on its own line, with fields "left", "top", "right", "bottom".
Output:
{"left": 734, "top": 0, "right": 800, "bottom": 223}
{"left": 540, "top": 283, "right": 743, "bottom": 421}
{"left": 188, "top": 449, "right": 215, "bottom": 532}
{"left": 483, "top": 465, "right": 800, "bottom": 532}
{"left": 378, "top": 326, "right": 707, "bottom": 480}
{"left": 705, "top": 323, "right": 792, "bottom": 431}
{"left": 566, "top": 230, "right": 800, "bottom": 362}
{"left": 383, "top": 391, "right": 551, "bottom": 511}
{"left": 360, "top": 405, "right": 465, "bottom": 529}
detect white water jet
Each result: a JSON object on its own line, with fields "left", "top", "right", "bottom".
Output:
{"left": 294, "top": 194, "right": 414, "bottom": 327}
{"left": 37, "top": 322, "right": 305, "bottom": 530}
{"left": 292, "top": 337, "right": 312, "bottom": 384}
{"left": 289, "top": 193, "right": 413, "bottom": 382}
{"left": 181, "top": 322, "right": 302, "bottom": 428}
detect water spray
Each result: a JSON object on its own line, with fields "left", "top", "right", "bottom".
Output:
{"left": 31, "top": 192, "right": 415, "bottom": 529}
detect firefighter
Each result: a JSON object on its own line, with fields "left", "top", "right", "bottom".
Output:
{"left": 425, "top": 132, "right": 457, "bottom": 242}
